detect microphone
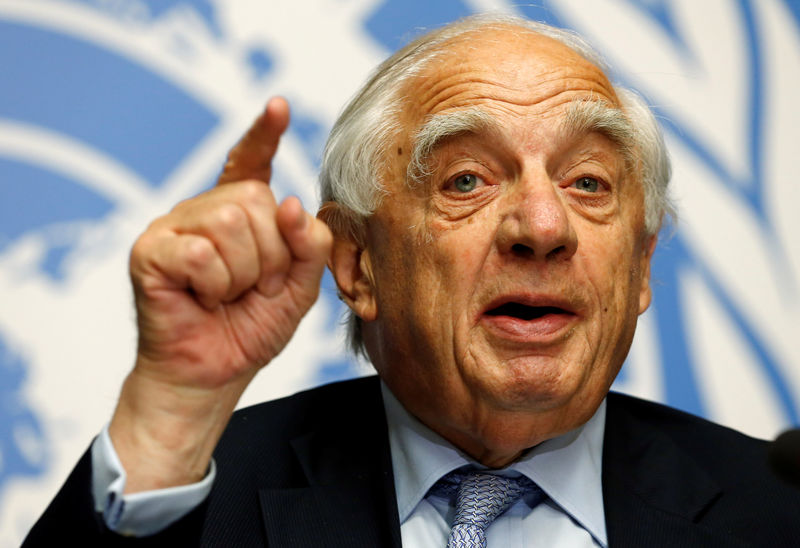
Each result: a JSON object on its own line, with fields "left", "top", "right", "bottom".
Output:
{"left": 768, "top": 428, "right": 800, "bottom": 487}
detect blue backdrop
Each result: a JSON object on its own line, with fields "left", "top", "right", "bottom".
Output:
{"left": 1, "top": 1, "right": 798, "bottom": 543}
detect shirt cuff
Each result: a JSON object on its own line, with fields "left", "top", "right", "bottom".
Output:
{"left": 91, "top": 424, "right": 216, "bottom": 536}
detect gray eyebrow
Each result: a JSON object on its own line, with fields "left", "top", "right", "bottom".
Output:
{"left": 407, "top": 107, "right": 494, "bottom": 183}
{"left": 406, "top": 100, "right": 636, "bottom": 184}
{"left": 561, "top": 99, "right": 636, "bottom": 164}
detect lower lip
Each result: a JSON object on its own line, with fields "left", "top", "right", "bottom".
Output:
{"left": 480, "top": 312, "right": 577, "bottom": 342}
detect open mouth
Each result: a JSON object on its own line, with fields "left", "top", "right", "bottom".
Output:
{"left": 484, "top": 303, "right": 571, "bottom": 320}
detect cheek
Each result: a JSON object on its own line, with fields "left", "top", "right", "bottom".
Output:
{"left": 425, "top": 216, "right": 498, "bottom": 301}
{"left": 581, "top": 231, "right": 644, "bottom": 335}
{"left": 372, "top": 220, "right": 451, "bottom": 321}
{"left": 427, "top": 197, "right": 498, "bottom": 255}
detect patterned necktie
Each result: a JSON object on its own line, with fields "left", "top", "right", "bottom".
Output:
{"left": 431, "top": 470, "right": 544, "bottom": 548}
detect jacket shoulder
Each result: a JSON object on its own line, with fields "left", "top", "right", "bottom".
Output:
{"left": 219, "top": 375, "right": 383, "bottom": 451}
{"left": 605, "top": 391, "right": 777, "bottom": 465}
{"left": 604, "top": 392, "right": 800, "bottom": 546}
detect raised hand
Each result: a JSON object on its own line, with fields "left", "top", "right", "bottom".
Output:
{"left": 109, "top": 98, "right": 333, "bottom": 492}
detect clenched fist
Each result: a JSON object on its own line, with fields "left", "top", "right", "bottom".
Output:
{"left": 109, "top": 97, "right": 332, "bottom": 492}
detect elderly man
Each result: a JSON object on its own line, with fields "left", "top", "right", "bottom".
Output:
{"left": 25, "top": 14, "right": 799, "bottom": 547}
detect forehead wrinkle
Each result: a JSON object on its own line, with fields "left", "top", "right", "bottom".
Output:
{"left": 414, "top": 73, "right": 617, "bottom": 120}
{"left": 414, "top": 73, "right": 521, "bottom": 116}
{"left": 408, "top": 49, "right": 618, "bottom": 122}
{"left": 410, "top": 25, "right": 617, "bottom": 106}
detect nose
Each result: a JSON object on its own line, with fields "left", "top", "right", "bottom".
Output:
{"left": 496, "top": 171, "right": 578, "bottom": 261}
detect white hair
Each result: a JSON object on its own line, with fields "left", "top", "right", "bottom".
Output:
{"left": 318, "top": 13, "right": 674, "bottom": 356}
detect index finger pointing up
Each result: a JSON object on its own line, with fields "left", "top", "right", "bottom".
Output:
{"left": 217, "top": 96, "right": 291, "bottom": 186}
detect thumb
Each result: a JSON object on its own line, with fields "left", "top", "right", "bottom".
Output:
{"left": 276, "top": 197, "right": 333, "bottom": 294}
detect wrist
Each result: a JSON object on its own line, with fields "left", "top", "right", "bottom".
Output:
{"left": 109, "top": 366, "right": 251, "bottom": 493}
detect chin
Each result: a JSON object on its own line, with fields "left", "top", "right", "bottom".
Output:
{"left": 480, "top": 356, "right": 589, "bottom": 410}
{"left": 478, "top": 378, "right": 578, "bottom": 415}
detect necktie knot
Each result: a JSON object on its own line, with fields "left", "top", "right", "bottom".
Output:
{"left": 431, "top": 470, "right": 544, "bottom": 548}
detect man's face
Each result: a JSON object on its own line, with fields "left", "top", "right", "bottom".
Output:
{"left": 356, "top": 29, "right": 655, "bottom": 465}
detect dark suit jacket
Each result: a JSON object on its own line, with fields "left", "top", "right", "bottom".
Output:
{"left": 23, "top": 375, "right": 800, "bottom": 546}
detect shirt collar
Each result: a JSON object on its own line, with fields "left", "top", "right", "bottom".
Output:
{"left": 381, "top": 381, "right": 608, "bottom": 546}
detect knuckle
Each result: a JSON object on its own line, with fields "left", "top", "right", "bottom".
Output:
{"left": 238, "top": 180, "right": 273, "bottom": 205}
{"left": 211, "top": 203, "right": 249, "bottom": 234}
{"left": 129, "top": 230, "right": 160, "bottom": 265}
{"left": 130, "top": 233, "right": 151, "bottom": 258}
{"left": 184, "top": 237, "right": 217, "bottom": 269}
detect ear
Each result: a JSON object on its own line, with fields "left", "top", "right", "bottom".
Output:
{"left": 317, "top": 202, "right": 377, "bottom": 321}
{"left": 638, "top": 234, "right": 658, "bottom": 315}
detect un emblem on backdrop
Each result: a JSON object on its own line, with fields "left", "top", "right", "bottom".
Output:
{"left": 1, "top": 0, "right": 798, "bottom": 544}
{"left": 0, "top": 0, "right": 353, "bottom": 528}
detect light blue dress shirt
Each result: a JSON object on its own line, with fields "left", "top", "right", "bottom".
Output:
{"left": 382, "top": 384, "right": 608, "bottom": 547}
{"left": 91, "top": 426, "right": 215, "bottom": 536}
{"left": 93, "top": 381, "right": 608, "bottom": 545}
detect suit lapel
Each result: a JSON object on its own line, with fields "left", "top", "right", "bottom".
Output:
{"left": 259, "top": 380, "right": 402, "bottom": 548}
{"left": 602, "top": 394, "right": 746, "bottom": 547}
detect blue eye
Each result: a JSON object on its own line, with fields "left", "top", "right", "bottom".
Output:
{"left": 452, "top": 173, "right": 482, "bottom": 192}
{"left": 573, "top": 177, "right": 600, "bottom": 193}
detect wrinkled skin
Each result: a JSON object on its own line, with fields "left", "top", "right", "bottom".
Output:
{"left": 111, "top": 98, "right": 333, "bottom": 491}
{"left": 330, "top": 29, "right": 656, "bottom": 467}
{"left": 113, "top": 24, "right": 658, "bottom": 494}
